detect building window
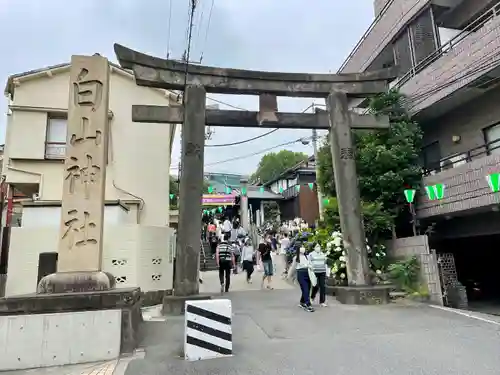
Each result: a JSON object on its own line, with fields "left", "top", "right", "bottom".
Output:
{"left": 484, "top": 123, "right": 500, "bottom": 156}
{"left": 421, "top": 141, "right": 441, "bottom": 173}
{"left": 45, "top": 117, "right": 67, "bottom": 159}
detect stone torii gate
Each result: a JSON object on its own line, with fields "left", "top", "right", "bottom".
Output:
{"left": 114, "top": 44, "right": 396, "bottom": 305}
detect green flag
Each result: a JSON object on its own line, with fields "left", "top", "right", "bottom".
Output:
{"left": 225, "top": 187, "right": 231, "bottom": 194}
{"left": 241, "top": 187, "right": 247, "bottom": 196}
{"left": 279, "top": 187, "right": 284, "bottom": 193}
{"left": 486, "top": 173, "right": 500, "bottom": 193}
{"left": 259, "top": 186, "right": 264, "bottom": 193}
{"left": 403, "top": 189, "right": 416, "bottom": 203}
{"left": 295, "top": 185, "right": 301, "bottom": 192}
{"left": 208, "top": 186, "right": 214, "bottom": 194}
{"left": 169, "top": 194, "right": 174, "bottom": 200}
{"left": 308, "top": 183, "right": 314, "bottom": 190}
{"left": 425, "top": 184, "right": 445, "bottom": 200}
{"left": 218, "top": 207, "right": 223, "bottom": 213}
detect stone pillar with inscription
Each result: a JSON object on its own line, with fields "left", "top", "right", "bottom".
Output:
{"left": 37, "top": 55, "right": 115, "bottom": 294}
{"left": 327, "top": 90, "right": 371, "bottom": 286}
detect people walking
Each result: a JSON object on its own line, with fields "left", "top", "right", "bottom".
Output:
{"left": 241, "top": 238, "right": 255, "bottom": 283}
{"left": 279, "top": 233, "right": 291, "bottom": 276}
{"left": 216, "top": 237, "right": 235, "bottom": 294}
{"left": 208, "top": 221, "right": 218, "bottom": 258}
{"left": 291, "top": 246, "right": 315, "bottom": 312}
{"left": 309, "top": 243, "right": 328, "bottom": 307}
{"left": 258, "top": 237, "right": 274, "bottom": 290}
{"left": 230, "top": 241, "right": 241, "bottom": 274}
{"left": 222, "top": 217, "right": 232, "bottom": 241}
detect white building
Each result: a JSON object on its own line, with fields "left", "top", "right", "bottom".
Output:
{"left": 1, "top": 59, "right": 177, "bottom": 299}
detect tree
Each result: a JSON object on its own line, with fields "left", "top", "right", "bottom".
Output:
{"left": 317, "top": 90, "right": 423, "bottom": 233}
{"left": 251, "top": 149, "right": 308, "bottom": 184}
{"left": 169, "top": 175, "right": 210, "bottom": 209}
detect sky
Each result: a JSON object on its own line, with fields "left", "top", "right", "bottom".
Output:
{"left": 0, "top": 0, "right": 375, "bottom": 176}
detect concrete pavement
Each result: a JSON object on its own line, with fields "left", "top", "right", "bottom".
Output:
{"left": 6, "top": 256, "right": 500, "bottom": 374}
{"left": 131, "top": 288, "right": 500, "bottom": 375}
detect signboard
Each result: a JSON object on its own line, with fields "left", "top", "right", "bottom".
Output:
{"left": 202, "top": 194, "right": 236, "bottom": 206}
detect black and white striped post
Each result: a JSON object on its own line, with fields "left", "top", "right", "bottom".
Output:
{"left": 184, "top": 299, "right": 233, "bottom": 361}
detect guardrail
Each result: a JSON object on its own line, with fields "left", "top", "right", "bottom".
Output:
{"left": 395, "top": 2, "right": 500, "bottom": 88}
{"left": 423, "top": 137, "right": 500, "bottom": 176}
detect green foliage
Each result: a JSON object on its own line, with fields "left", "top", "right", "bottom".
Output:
{"left": 251, "top": 149, "right": 308, "bottom": 184}
{"left": 306, "top": 228, "right": 389, "bottom": 285}
{"left": 387, "top": 256, "right": 420, "bottom": 292}
{"left": 322, "top": 197, "right": 393, "bottom": 244}
{"left": 317, "top": 90, "right": 423, "bottom": 219}
{"left": 169, "top": 175, "right": 210, "bottom": 209}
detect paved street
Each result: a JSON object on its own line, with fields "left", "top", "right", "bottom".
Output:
{"left": 5, "top": 258, "right": 500, "bottom": 375}
{"left": 134, "top": 259, "right": 500, "bottom": 375}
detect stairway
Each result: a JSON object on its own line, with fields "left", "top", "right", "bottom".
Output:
{"left": 200, "top": 241, "right": 218, "bottom": 272}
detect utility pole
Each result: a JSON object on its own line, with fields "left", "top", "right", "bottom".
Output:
{"left": 312, "top": 105, "right": 324, "bottom": 221}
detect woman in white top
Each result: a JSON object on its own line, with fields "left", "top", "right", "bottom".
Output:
{"left": 292, "top": 246, "right": 315, "bottom": 312}
{"left": 241, "top": 238, "right": 256, "bottom": 283}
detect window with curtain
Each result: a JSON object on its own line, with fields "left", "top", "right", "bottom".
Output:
{"left": 45, "top": 117, "right": 67, "bottom": 159}
{"left": 484, "top": 123, "right": 500, "bottom": 156}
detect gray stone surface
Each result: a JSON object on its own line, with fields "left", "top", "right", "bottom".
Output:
{"left": 174, "top": 85, "right": 206, "bottom": 297}
{"left": 334, "top": 284, "right": 391, "bottom": 305}
{"left": 128, "top": 288, "right": 500, "bottom": 375}
{"left": 0, "top": 288, "right": 142, "bottom": 354}
{"left": 37, "top": 271, "right": 115, "bottom": 294}
{"left": 162, "top": 294, "right": 212, "bottom": 316}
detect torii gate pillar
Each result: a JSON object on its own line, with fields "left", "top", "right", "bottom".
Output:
{"left": 327, "top": 91, "right": 370, "bottom": 286}
{"left": 175, "top": 85, "right": 206, "bottom": 297}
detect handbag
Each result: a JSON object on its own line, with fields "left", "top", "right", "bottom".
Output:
{"left": 308, "top": 267, "right": 318, "bottom": 287}
{"left": 287, "top": 258, "right": 298, "bottom": 282}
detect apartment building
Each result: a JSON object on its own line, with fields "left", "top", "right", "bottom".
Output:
{"left": 341, "top": 0, "right": 500, "bottom": 310}
{"left": 1, "top": 60, "right": 177, "bottom": 298}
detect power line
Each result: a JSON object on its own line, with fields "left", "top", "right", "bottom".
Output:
{"left": 205, "top": 129, "right": 279, "bottom": 147}
{"left": 204, "top": 102, "right": 318, "bottom": 147}
{"left": 206, "top": 96, "right": 248, "bottom": 110}
{"left": 166, "top": 0, "right": 173, "bottom": 58}
{"left": 200, "top": 0, "right": 215, "bottom": 63}
{"left": 171, "top": 136, "right": 312, "bottom": 169}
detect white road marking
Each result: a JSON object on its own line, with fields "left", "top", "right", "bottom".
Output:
{"left": 429, "top": 305, "right": 500, "bottom": 326}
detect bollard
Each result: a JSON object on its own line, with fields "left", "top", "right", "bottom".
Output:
{"left": 184, "top": 299, "right": 233, "bottom": 361}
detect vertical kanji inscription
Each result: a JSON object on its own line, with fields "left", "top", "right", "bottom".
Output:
{"left": 58, "top": 55, "right": 110, "bottom": 273}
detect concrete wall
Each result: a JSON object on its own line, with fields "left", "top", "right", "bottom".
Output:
{"left": 3, "top": 66, "right": 175, "bottom": 226}
{"left": 21, "top": 205, "right": 137, "bottom": 227}
{"left": 0, "top": 309, "right": 121, "bottom": 370}
{"left": 421, "top": 85, "right": 500, "bottom": 159}
{"left": 400, "top": 8, "right": 500, "bottom": 113}
{"left": 340, "top": 0, "right": 430, "bottom": 73}
{"left": 386, "top": 235, "right": 443, "bottom": 304}
{"left": 5, "top": 225, "right": 174, "bottom": 297}
{"left": 374, "top": 0, "right": 391, "bottom": 16}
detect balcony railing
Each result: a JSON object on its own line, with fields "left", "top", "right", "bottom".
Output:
{"left": 45, "top": 142, "right": 66, "bottom": 160}
{"left": 337, "top": 0, "right": 396, "bottom": 72}
{"left": 423, "top": 137, "right": 500, "bottom": 176}
{"left": 396, "top": 2, "right": 500, "bottom": 88}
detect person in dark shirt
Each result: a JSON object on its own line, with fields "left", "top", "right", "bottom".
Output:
{"left": 258, "top": 238, "right": 274, "bottom": 289}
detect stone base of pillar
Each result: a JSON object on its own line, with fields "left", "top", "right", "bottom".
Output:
{"left": 333, "top": 285, "right": 392, "bottom": 305}
{"left": 37, "top": 271, "right": 115, "bottom": 294}
{"left": 162, "top": 293, "right": 212, "bottom": 315}
{"left": 0, "top": 287, "right": 142, "bottom": 360}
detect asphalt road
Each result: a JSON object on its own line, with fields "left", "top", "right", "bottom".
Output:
{"left": 129, "top": 288, "right": 500, "bottom": 375}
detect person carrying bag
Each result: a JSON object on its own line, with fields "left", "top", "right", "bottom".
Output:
{"left": 288, "top": 246, "right": 316, "bottom": 312}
